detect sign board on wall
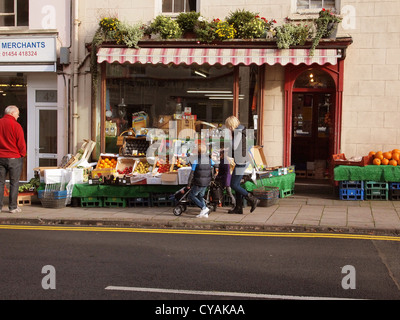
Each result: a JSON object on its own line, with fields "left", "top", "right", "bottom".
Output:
{"left": 0, "top": 37, "right": 57, "bottom": 63}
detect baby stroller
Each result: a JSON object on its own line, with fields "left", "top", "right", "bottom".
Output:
{"left": 172, "top": 186, "right": 191, "bottom": 216}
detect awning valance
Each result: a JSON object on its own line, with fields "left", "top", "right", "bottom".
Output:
{"left": 97, "top": 47, "right": 341, "bottom": 66}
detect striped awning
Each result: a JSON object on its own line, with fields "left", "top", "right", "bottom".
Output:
{"left": 97, "top": 47, "right": 341, "bottom": 66}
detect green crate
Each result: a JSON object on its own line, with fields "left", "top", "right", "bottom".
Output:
{"left": 80, "top": 197, "right": 103, "bottom": 207}
{"left": 365, "top": 188, "right": 388, "bottom": 201}
{"left": 280, "top": 188, "right": 294, "bottom": 198}
{"left": 103, "top": 197, "right": 126, "bottom": 208}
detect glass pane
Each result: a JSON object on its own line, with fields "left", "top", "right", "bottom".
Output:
{"left": 39, "top": 158, "right": 57, "bottom": 167}
{"left": 162, "top": 0, "right": 172, "bottom": 12}
{"left": 0, "top": 0, "right": 14, "bottom": 13}
{"left": 39, "top": 110, "right": 57, "bottom": 153}
{"left": 293, "top": 94, "right": 313, "bottom": 138}
{"left": 36, "top": 90, "right": 57, "bottom": 103}
{"left": 297, "top": 0, "right": 310, "bottom": 10}
{"left": 0, "top": 15, "right": 15, "bottom": 26}
{"left": 105, "top": 63, "right": 234, "bottom": 153}
{"left": 0, "top": 73, "right": 27, "bottom": 141}
{"left": 294, "top": 69, "right": 335, "bottom": 89}
{"left": 238, "top": 65, "right": 260, "bottom": 132}
{"left": 323, "top": 0, "right": 336, "bottom": 10}
{"left": 17, "top": 0, "right": 28, "bottom": 26}
{"left": 310, "top": 0, "right": 323, "bottom": 9}
{"left": 174, "top": 0, "right": 184, "bottom": 12}
{"left": 317, "top": 93, "right": 332, "bottom": 138}
{"left": 187, "top": 0, "right": 197, "bottom": 12}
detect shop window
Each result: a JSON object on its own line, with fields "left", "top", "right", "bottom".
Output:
{"left": 296, "top": 0, "right": 338, "bottom": 13}
{"left": 162, "top": 0, "right": 197, "bottom": 13}
{"left": 0, "top": 0, "right": 29, "bottom": 27}
{"left": 104, "top": 63, "right": 234, "bottom": 153}
{"left": 238, "top": 65, "right": 262, "bottom": 138}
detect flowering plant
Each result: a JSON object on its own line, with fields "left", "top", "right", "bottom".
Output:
{"left": 150, "top": 15, "right": 182, "bottom": 39}
{"left": 310, "top": 8, "right": 342, "bottom": 55}
{"left": 215, "top": 20, "right": 237, "bottom": 40}
{"left": 194, "top": 18, "right": 218, "bottom": 43}
{"left": 238, "top": 15, "right": 277, "bottom": 39}
{"left": 99, "top": 17, "right": 120, "bottom": 33}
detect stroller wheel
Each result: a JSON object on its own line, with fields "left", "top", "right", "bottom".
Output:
{"left": 173, "top": 205, "right": 184, "bottom": 216}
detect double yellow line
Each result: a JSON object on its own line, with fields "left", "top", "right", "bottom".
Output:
{"left": 0, "top": 224, "right": 399, "bottom": 242}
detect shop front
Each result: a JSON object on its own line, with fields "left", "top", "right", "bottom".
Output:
{"left": 96, "top": 42, "right": 349, "bottom": 165}
{"left": 0, "top": 34, "right": 60, "bottom": 181}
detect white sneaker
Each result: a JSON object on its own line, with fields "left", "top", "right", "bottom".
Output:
{"left": 9, "top": 207, "right": 22, "bottom": 213}
{"left": 196, "top": 207, "right": 210, "bottom": 218}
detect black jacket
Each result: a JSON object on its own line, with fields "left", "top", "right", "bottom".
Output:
{"left": 187, "top": 157, "right": 213, "bottom": 187}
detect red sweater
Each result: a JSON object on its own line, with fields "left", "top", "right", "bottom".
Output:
{"left": 0, "top": 114, "right": 26, "bottom": 158}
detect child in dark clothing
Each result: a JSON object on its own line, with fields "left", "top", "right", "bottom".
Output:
{"left": 215, "top": 149, "right": 236, "bottom": 209}
{"left": 186, "top": 144, "right": 215, "bottom": 218}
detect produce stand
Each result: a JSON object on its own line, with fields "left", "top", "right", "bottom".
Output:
{"left": 334, "top": 165, "right": 400, "bottom": 182}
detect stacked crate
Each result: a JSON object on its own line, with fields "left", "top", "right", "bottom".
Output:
{"left": 364, "top": 181, "right": 388, "bottom": 200}
{"left": 389, "top": 182, "right": 400, "bottom": 200}
{"left": 339, "top": 181, "right": 364, "bottom": 200}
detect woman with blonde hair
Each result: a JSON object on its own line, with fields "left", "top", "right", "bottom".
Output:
{"left": 225, "top": 116, "right": 259, "bottom": 214}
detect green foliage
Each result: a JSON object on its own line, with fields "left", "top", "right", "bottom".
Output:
{"left": 150, "top": 15, "right": 182, "bottom": 39}
{"left": 176, "top": 11, "right": 201, "bottom": 32}
{"left": 310, "top": 9, "right": 342, "bottom": 55}
{"left": 114, "top": 22, "right": 144, "bottom": 48}
{"left": 275, "top": 23, "right": 311, "bottom": 49}
{"left": 215, "top": 20, "right": 237, "bottom": 40}
{"left": 193, "top": 18, "right": 218, "bottom": 43}
{"left": 227, "top": 9, "right": 258, "bottom": 38}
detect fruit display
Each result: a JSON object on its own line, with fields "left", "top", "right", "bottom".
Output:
{"left": 370, "top": 149, "right": 400, "bottom": 166}
{"left": 117, "top": 166, "right": 133, "bottom": 175}
{"left": 134, "top": 161, "right": 150, "bottom": 173}
{"left": 97, "top": 156, "right": 117, "bottom": 169}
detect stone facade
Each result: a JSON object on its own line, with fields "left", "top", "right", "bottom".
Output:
{"left": 75, "top": 0, "right": 400, "bottom": 166}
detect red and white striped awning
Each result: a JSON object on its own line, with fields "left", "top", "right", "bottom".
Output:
{"left": 97, "top": 47, "right": 341, "bottom": 66}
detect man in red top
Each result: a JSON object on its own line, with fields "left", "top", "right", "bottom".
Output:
{"left": 0, "top": 105, "right": 26, "bottom": 213}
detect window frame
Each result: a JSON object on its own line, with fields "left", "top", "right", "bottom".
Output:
{"left": 0, "top": 0, "right": 29, "bottom": 29}
{"left": 292, "top": 0, "right": 340, "bottom": 16}
{"left": 157, "top": 0, "right": 199, "bottom": 17}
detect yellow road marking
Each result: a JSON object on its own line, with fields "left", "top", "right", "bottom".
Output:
{"left": 0, "top": 224, "right": 399, "bottom": 242}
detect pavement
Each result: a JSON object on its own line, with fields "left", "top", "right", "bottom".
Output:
{"left": 1, "top": 181, "right": 400, "bottom": 236}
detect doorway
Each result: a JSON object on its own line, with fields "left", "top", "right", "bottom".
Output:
{"left": 290, "top": 68, "right": 336, "bottom": 178}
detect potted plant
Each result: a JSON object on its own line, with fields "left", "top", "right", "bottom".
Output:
{"left": 113, "top": 22, "right": 144, "bottom": 48}
{"left": 214, "top": 20, "right": 237, "bottom": 40}
{"left": 194, "top": 18, "right": 218, "bottom": 43}
{"left": 226, "top": 9, "right": 257, "bottom": 38}
{"left": 275, "top": 23, "right": 311, "bottom": 49}
{"left": 176, "top": 11, "right": 201, "bottom": 38}
{"left": 310, "top": 8, "right": 342, "bottom": 55}
{"left": 149, "top": 15, "right": 182, "bottom": 39}
{"left": 237, "top": 15, "right": 277, "bottom": 39}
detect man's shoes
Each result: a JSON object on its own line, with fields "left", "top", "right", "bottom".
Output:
{"left": 9, "top": 207, "right": 22, "bottom": 214}
{"left": 196, "top": 207, "right": 210, "bottom": 218}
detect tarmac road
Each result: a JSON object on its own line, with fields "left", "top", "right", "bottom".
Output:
{"left": 1, "top": 225, "right": 400, "bottom": 302}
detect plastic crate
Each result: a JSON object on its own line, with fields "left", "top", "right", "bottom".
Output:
{"left": 80, "top": 197, "right": 103, "bottom": 207}
{"left": 365, "top": 188, "right": 388, "bottom": 201}
{"left": 280, "top": 188, "right": 294, "bottom": 198}
{"left": 365, "top": 181, "right": 388, "bottom": 190}
{"left": 389, "top": 182, "right": 400, "bottom": 190}
{"left": 340, "top": 181, "right": 364, "bottom": 190}
{"left": 389, "top": 189, "right": 400, "bottom": 200}
{"left": 339, "top": 188, "right": 364, "bottom": 200}
{"left": 151, "top": 193, "right": 175, "bottom": 207}
{"left": 103, "top": 197, "right": 127, "bottom": 208}
{"left": 127, "top": 197, "right": 151, "bottom": 207}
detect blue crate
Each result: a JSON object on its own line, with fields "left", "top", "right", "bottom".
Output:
{"left": 339, "top": 188, "right": 364, "bottom": 200}
{"left": 389, "top": 182, "right": 400, "bottom": 190}
{"left": 37, "top": 190, "right": 67, "bottom": 199}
